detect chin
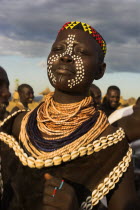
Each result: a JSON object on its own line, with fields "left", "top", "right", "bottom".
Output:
{"left": 111, "top": 105, "right": 118, "bottom": 109}
{"left": 49, "top": 75, "right": 90, "bottom": 94}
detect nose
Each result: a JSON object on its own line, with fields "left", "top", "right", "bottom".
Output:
{"left": 60, "top": 54, "right": 73, "bottom": 63}
{"left": 114, "top": 97, "right": 119, "bottom": 102}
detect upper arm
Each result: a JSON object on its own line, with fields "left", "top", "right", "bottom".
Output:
{"left": 12, "top": 112, "right": 27, "bottom": 138}
{"left": 107, "top": 162, "right": 139, "bottom": 210}
{"left": 117, "top": 116, "right": 140, "bottom": 143}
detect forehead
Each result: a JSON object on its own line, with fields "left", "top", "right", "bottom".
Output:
{"left": 22, "top": 87, "right": 33, "bottom": 92}
{"left": 55, "top": 29, "right": 99, "bottom": 49}
{"left": 108, "top": 90, "right": 120, "bottom": 96}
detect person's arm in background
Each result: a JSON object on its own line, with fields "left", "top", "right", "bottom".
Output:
{"left": 116, "top": 116, "right": 140, "bottom": 143}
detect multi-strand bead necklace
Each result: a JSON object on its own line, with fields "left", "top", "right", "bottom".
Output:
{"left": 19, "top": 92, "right": 109, "bottom": 159}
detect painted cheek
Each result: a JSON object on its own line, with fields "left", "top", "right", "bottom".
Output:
{"left": 68, "top": 55, "right": 85, "bottom": 88}
{"left": 47, "top": 54, "right": 60, "bottom": 84}
{"left": 47, "top": 34, "right": 86, "bottom": 88}
{"left": 65, "top": 34, "right": 85, "bottom": 89}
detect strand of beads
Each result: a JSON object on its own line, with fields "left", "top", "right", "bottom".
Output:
{"left": 21, "top": 92, "right": 97, "bottom": 142}
{"left": 19, "top": 110, "right": 109, "bottom": 158}
{"left": 81, "top": 147, "right": 132, "bottom": 209}
{"left": 0, "top": 109, "right": 27, "bottom": 199}
{"left": 0, "top": 109, "right": 27, "bottom": 127}
{"left": 91, "top": 147, "right": 132, "bottom": 206}
{"left": 0, "top": 128, "right": 125, "bottom": 169}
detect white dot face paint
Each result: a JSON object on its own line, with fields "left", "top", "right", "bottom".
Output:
{"left": 47, "top": 34, "right": 85, "bottom": 88}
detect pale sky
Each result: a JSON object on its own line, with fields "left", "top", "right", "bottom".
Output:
{"left": 0, "top": 0, "right": 140, "bottom": 99}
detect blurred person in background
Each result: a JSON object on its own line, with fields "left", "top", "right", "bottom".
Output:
{"left": 11, "top": 83, "right": 34, "bottom": 113}
{"left": 101, "top": 85, "right": 121, "bottom": 117}
{"left": 90, "top": 84, "right": 102, "bottom": 109}
{"left": 114, "top": 97, "right": 140, "bottom": 143}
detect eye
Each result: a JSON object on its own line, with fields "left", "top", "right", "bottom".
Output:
{"left": 52, "top": 44, "right": 65, "bottom": 52}
{"left": 75, "top": 47, "right": 89, "bottom": 56}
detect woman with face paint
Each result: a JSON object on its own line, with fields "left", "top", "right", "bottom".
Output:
{"left": 0, "top": 22, "right": 139, "bottom": 210}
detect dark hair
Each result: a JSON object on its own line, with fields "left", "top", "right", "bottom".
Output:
{"left": 107, "top": 85, "right": 120, "bottom": 94}
{"left": 0, "top": 66, "right": 9, "bottom": 86}
{"left": 136, "top": 97, "right": 140, "bottom": 105}
{"left": 18, "top": 84, "right": 33, "bottom": 94}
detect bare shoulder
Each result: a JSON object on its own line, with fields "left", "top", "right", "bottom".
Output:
{"left": 12, "top": 112, "right": 27, "bottom": 139}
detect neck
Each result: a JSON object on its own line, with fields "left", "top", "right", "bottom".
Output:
{"left": 53, "top": 89, "right": 89, "bottom": 104}
{"left": 20, "top": 101, "right": 28, "bottom": 108}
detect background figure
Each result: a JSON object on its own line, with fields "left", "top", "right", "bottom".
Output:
{"left": 101, "top": 85, "right": 121, "bottom": 117}
{"left": 0, "top": 66, "right": 11, "bottom": 122}
{"left": 11, "top": 83, "right": 34, "bottom": 113}
{"left": 115, "top": 97, "right": 140, "bottom": 143}
{"left": 108, "top": 104, "right": 133, "bottom": 124}
{"left": 113, "top": 97, "right": 140, "bottom": 201}
{"left": 90, "top": 84, "right": 102, "bottom": 109}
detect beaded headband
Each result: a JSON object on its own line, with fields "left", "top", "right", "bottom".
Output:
{"left": 59, "top": 21, "right": 107, "bottom": 56}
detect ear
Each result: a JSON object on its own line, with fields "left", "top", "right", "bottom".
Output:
{"left": 94, "top": 63, "right": 106, "bottom": 80}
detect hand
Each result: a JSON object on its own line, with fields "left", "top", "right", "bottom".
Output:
{"left": 42, "top": 173, "right": 79, "bottom": 210}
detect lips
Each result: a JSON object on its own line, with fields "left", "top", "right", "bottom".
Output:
{"left": 55, "top": 65, "right": 75, "bottom": 75}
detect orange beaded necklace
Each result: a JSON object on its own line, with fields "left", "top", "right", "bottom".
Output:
{"left": 36, "top": 92, "right": 96, "bottom": 139}
{"left": 19, "top": 92, "right": 109, "bottom": 159}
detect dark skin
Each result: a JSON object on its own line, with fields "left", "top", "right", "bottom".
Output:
{"left": 0, "top": 75, "right": 11, "bottom": 121}
{"left": 90, "top": 84, "right": 102, "bottom": 108}
{"left": 43, "top": 173, "right": 79, "bottom": 210}
{"left": 10, "top": 29, "right": 106, "bottom": 209}
{"left": 115, "top": 104, "right": 140, "bottom": 143}
{"left": 107, "top": 162, "right": 139, "bottom": 210}
{"left": 3, "top": 29, "right": 139, "bottom": 209}
{"left": 44, "top": 29, "right": 138, "bottom": 209}
{"left": 48, "top": 29, "right": 106, "bottom": 104}
{"left": 101, "top": 89, "right": 120, "bottom": 117}
{"left": 19, "top": 87, "right": 34, "bottom": 108}
{"left": 106, "top": 89, "right": 120, "bottom": 109}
